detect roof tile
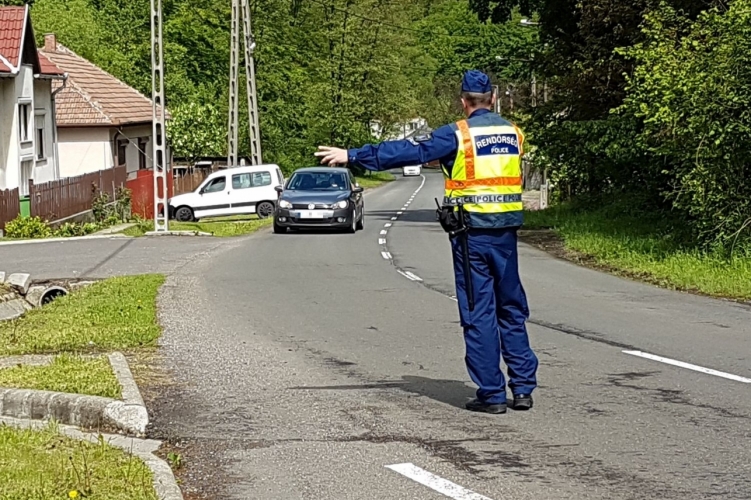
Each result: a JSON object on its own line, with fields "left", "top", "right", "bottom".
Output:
{"left": 40, "top": 43, "right": 166, "bottom": 126}
{"left": 0, "top": 6, "right": 24, "bottom": 68}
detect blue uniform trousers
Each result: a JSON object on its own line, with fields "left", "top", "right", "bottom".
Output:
{"left": 450, "top": 228, "right": 538, "bottom": 404}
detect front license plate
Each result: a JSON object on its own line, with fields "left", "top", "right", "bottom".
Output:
{"left": 294, "top": 210, "right": 333, "bottom": 219}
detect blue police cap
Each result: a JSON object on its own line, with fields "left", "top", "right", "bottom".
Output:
{"left": 462, "top": 70, "right": 492, "bottom": 94}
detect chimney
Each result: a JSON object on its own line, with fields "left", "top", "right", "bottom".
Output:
{"left": 44, "top": 34, "right": 57, "bottom": 52}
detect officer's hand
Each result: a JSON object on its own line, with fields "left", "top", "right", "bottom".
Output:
{"left": 315, "top": 146, "right": 348, "bottom": 166}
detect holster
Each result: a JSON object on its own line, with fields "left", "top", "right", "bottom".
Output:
{"left": 436, "top": 200, "right": 463, "bottom": 235}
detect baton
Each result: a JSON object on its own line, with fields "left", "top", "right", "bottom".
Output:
{"left": 457, "top": 205, "right": 474, "bottom": 312}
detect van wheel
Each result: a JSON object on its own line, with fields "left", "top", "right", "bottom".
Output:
{"left": 175, "top": 206, "right": 194, "bottom": 222}
{"left": 257, "top": 201, "right": 274, "bottom": 219}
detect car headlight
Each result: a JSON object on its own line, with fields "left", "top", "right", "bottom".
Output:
{"left": 335, "top": 200, "right": 348, "bottom": 209}
{"left": 279, "top": 200, "right": 292, "bottom": 209}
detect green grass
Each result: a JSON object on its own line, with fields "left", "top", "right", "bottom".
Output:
{"left": 354, "top": 171, "right": 395, "bottom": 189}
{"left": 123, "top": 215, "right": 271, "bottom": 237}
{"left": 0, "top": 354, "right": 121, "bottom": 398}
{"left": 0, "top": 275, "right": 164, "bottom": 355}
{"left": 523, "top": 203, "right": 751, "bottom": 300}
{"left": 0, "top": 423, "right": 157, "bottom": 500}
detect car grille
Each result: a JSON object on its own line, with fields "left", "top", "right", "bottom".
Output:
{"left": 291, "top": 203, "right": 336, "bottom": 210}
{"left": 291, "top": 218, "right": 334, "bottom": 224}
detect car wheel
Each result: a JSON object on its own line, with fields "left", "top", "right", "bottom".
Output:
{"left": 346, "top": 209, "right": 357, "bottom": 233}
{"left": 356, "top": 209, "right": 364, "bottom": 230}
{"left": 256, "top": 201, "right": 275, "bottom": 219}
{"left": 273, "top": 220, "right": 286, "bottom": 234}
{"left": 175, "top": 206, "right": 194, "bottom": 222}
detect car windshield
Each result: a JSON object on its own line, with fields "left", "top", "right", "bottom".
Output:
{"left": 287, "top": 172, "right": 349, "bottom": 191}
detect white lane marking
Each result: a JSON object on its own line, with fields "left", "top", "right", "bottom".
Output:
{"left": 381, "top": 251, "right": 392, "bottom": 260}
{"left": 386, "top": 463, "right": 493, "bottom": 500}
{"left": 379, "top": 238, "right": 386, "bottom": 245}
{"left": 623, "top": 351, "right": 751, "bottom": 384}
{"left": 385, "top": 223, "right": 393, "bottom": 228}
{"left": 397, "top": 211, "right": 403, "bottom": 215}
{"left": 404, "top": 271, "right": 423, "bottom": 282}
{"left": 391, "top": 216, "right": 397, "bottom": 221}
{"left": 380, "top": 230, "right": 388, "bottom": 235}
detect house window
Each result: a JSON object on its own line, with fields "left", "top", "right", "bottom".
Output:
{"left": 19, "top": 160, "right": 33, "bottom": 196}
{"left": 117, "top": 139, "right": 128, "bottom": 167}
{"left": 138, "top": 138, "right": 148, "bottom": 169}
{"left": 35, "top": 114, "right": 45, "bottom": 160}
{"left": 18, "top": 103, "right": 31, "bottom": 142}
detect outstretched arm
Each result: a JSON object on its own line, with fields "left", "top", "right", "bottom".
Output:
{"left": 315, "top": 125, "right": 457, "bottom": 171}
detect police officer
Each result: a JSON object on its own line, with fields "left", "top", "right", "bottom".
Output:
{"left": 315, "top": 70, "right": 539, "bottom": 415}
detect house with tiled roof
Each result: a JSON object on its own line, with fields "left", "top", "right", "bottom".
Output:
{"left": 0, "top": 5, "right": 66, "bottom": 194}
{"left": 39, "top": 33, "right": 169, "bottom": 179}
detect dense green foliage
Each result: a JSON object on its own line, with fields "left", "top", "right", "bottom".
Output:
{"left": 18, "top": 0, "right": 534, "bottom": 175}
{"left": 473, "top": 0, "right": 750, "bottom": 251}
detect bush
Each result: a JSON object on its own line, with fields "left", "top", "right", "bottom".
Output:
{"left": 4, "top": 216, "right": 52, "bottom": 239}
{"left": 53, "top": 222, "right": 100, "bottom": 238}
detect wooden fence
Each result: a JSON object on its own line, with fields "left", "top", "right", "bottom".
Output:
{"left": 30, "top": 166, "right": 128, "bottom": 222}
{"left": 0, "top": 187, "right": 20, "bottom": 231}
{"left": 173, "top": 169, "right": 211, "bottom": 196}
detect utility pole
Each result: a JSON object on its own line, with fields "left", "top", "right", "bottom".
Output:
{"left": 150, "top": 0, "right": 168, "bottom": 232}
{"left": 228, "top": 0, "right": 262, "bottom": 168}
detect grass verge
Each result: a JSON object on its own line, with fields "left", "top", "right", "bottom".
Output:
{"left": 0, "top": 274, "right": 164, "bottom": 355}
{"left": 354, "top": 171, "right": 395, "bottom": 189}
{"left": 0, "top": 423, "right": 157, "bottom": 499}
{"left": 522, "top": 203, "right": 751, "bottom": 301}
{"left": 0, "top": 354, "right": 121, "bottom": 398}
{"left": 123, "top": 215, "right": 271, "bottom": 237}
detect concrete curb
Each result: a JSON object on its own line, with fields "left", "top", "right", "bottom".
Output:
{"left": 0, "top": 415, "right": 184, "bottom": 500}
{"left": 0, "top": 352, "right": 149, "bottom": 436}
{"left": 0, "top": 234, "right": 132, "bottom": 247}
{"left": 144, "top": 230, "right": 213, "bottom": 237}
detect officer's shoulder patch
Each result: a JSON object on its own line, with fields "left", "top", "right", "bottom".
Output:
{"left": 411, "top": 133, "right": 432, "bottom": 143}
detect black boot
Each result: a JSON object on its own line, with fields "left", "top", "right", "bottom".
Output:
{"left": 512, "top": 394, "right": 533, "bottom": 411}
{"left": 465, "top": 398, "right": 507, "bottom": 414}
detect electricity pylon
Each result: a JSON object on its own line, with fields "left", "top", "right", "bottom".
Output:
{"left": 228, "top": 0, "right": 262, "bottom": 167}
{"left": 150, "top": 0, "right": 168, "bottom": 231}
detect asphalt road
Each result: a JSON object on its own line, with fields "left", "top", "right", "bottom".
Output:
{"left": 4, "top": 171, "right": 750, "bottom": 499}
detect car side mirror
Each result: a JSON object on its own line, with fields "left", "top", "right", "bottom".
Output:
{"left": 274, "top": 185, "right": 283, "bottom": 194}
{"left": 353, "top": 186, "right": 364, "bottom": 194}
{"left": 198, "top": 188, "right": 204, "bottom": 195}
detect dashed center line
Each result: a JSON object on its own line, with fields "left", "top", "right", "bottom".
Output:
{"left": 378, "top": 175, "right": 426, "bottom": 286}
{"left": 386, "top": 463, "right": 494, "bottom": 500}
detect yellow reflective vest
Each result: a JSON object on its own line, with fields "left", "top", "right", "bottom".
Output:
{"left": 441, "top": 112, "right": 524, "bottom": 229}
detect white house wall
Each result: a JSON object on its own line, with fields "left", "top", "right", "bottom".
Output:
{"left": 116, "top": 124, "right": 153, "bottom": 175}
{"left": 57, "top": 127, "right": 113, "bottom": 177}
{"left": 0, "top": 66, "right": 57, "bottom": 190}
{"left": 0, "top": 78, "right": 16, "bottom": 190}
{"left": 32, "top": 76, "right": 56, "bottom": 184}
{"left": 15, "top": 66, "right": 34, "bottom": 170}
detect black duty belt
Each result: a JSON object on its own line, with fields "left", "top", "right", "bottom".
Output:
{"left": 443, "top": 194, "right": 523, "bottom": 206}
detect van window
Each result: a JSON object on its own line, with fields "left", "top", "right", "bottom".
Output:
{"left": 203, "top": 176, "right": 226, "bottom": 193}
{"left": 251, "top": 171, "right": 272, "bottom": 187}
{"left": 232, "top": 173, "right": 252, "bottom": 190}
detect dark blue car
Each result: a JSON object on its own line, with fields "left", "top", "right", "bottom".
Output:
{"left": 273, "top": 167, "right": 364, "bottom": 234}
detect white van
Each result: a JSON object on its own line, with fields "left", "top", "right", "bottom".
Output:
{"left": 402, "top": 164, "right": 422, "bottom": 176}
{"left": 168, "top": 165, "right": 284, "bottom": 222}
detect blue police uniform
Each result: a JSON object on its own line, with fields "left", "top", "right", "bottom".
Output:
{"left": 346, "top": 70, "right": 538, "bottom": 412}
